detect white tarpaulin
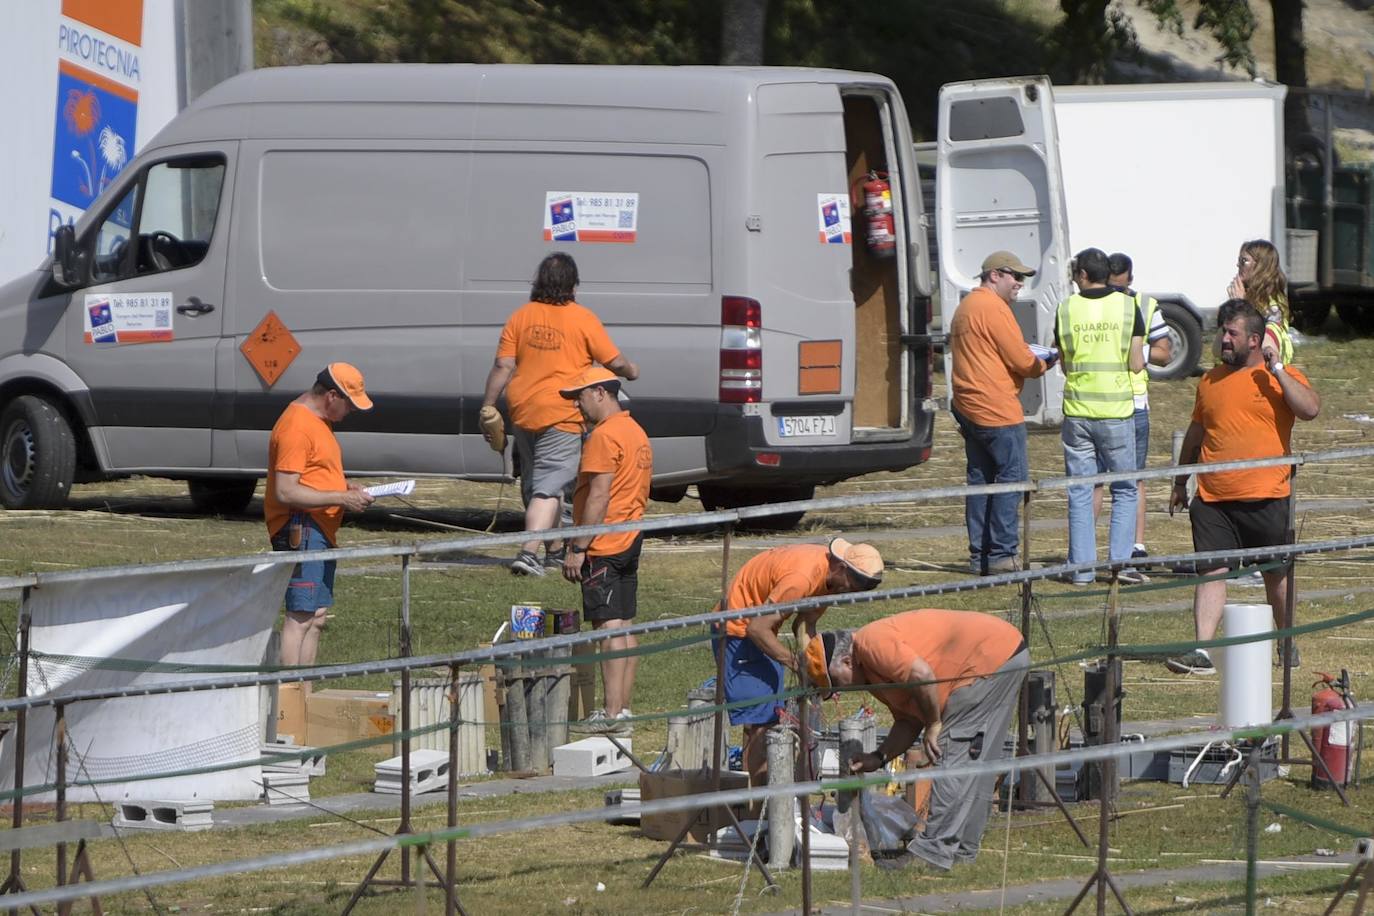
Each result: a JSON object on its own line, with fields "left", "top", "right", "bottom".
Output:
{"left": 0, "top": 562, "right": 290, "bottom": 803}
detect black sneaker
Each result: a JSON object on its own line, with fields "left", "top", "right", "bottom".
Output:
{"left": 510, "top": 550, "right": 545, "bottom": 577}
{"left": 1131, "top": 545, "right": 1148, "bottom": 560}
{"left": 543, "top": 547, "right": 566, "bottom": 569}
{"left": 1165, "top": 649, "right": 1215, "bottom": 675}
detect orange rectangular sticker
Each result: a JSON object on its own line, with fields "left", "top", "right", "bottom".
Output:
{"left": 62, "top": 0, "right": 144, "bottom": 46}
{"left": 798, "top": 340, "right": 842, "bottom": 395}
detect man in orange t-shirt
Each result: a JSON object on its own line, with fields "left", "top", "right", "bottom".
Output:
{"left": 558, "top": 367, "right": 652, "bottom": 734}
{"left": 481, "top": 253, "right": 638, "bottom": 576}
{"left": 825, "top": 609, "right": 1028, "bottom": 872}
{"left": 265, "top": 363, "right": 376, "bottom": 666}
{"left": 717, "top": 539, "right": 883, "bottom": 783}
{"left": 1166, "top": 299, "right": 1320, "bottom": 675}
{"left": 948, "top": 251, "right": 1053, "bottom": 575}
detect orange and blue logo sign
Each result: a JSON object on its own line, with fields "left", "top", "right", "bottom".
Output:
{"left": 50, "top": 61, "right": 137, "bottom": 212}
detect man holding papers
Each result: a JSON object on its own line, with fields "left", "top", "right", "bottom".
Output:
{"left": 265, "top": 362, "right": 376, "bottom": 666}
{"left": 947, "top": 251, "right": 1055, "bottom": 576}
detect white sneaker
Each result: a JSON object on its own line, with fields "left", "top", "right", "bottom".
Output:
{"left": 612, "top": 708, "right": 634, "bottom": 736}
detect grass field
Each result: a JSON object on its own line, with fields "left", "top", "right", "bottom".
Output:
{"left": 2, "top": 325, "right": 1373, "bottom": 913}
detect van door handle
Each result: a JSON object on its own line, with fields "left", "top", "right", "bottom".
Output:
{"left": 177, "top": 297, "right": 215, "bottom": 316}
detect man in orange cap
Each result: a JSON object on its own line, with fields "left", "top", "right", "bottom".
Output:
{"left": 559, "top": 367, "right": 652, "bottom": 735}
{"left": 265, "top": 363, "right": 376, "bottom": 666}
{"left": 824, "top": 609, "right": 1028, "bottom": 872}
{"left": 716, "top": 538, "right": 884, "bottom": 784}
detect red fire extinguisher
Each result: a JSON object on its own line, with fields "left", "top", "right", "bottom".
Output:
{"left": 856, "top": 171, "right": 896, "bottom": 259}
{"left": 1311, "top": 670, "right": 1356, "bottom": 790}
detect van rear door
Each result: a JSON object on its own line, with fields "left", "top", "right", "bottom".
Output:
{"left": 936, "top": 77, "right": 1070, "bottom": 425}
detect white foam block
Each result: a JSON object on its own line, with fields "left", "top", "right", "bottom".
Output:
{"left": 552, "top": 737, "right": 633, "bottom": 777}
{"left": 374, "top": 749, "right": 451, "bottom": 795}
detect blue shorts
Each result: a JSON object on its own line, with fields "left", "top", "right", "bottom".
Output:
{"left": 723, "top": 635, "right": 784, "bottom": 727}
{"left": 271, "top": 516, "right": 336, "bottom": 613}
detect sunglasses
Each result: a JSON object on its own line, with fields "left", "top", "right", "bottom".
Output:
{"left": 1000, "top": 268, "right": 1028, "bottom": 282}
{"left": 1237, "top": 257, "right": 1255, "bottom": 268}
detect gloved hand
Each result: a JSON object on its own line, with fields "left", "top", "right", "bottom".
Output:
{"left": 479, "top": 405, "right": 506, "bottom": 453}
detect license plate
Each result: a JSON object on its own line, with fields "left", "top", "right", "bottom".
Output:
{"left": 777, "top": 415, "right": 837, "bottom": 438}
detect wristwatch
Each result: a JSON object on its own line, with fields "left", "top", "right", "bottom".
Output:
{"left": 1270, "top": 361, "right": 1285, "bottom": 375}
{"left": 568, "top": 545, "right": 587, "bottom": 555}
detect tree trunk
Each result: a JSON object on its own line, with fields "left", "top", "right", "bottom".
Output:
{"left": 720, "top": 0, "right": 767, "bottom": 66}
{"left": 1271, "top": 0, "right": 1311, "bottom": 139}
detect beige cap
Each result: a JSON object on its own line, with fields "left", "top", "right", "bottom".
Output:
{"left": 981, "top": 251, "right": 1037, "bottom": 276}
{"left": 829, "top": 537, "right": 884, "bottom": 588}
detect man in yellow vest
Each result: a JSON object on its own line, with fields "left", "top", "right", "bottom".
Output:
{"left": 1088, "top": 253, "right": 1173, "bottom": 560}
{"left": 1054, "top": 248, "right": 1146, "bottom": 584}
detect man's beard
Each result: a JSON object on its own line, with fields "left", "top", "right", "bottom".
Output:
{"left": 1219, "top": 341, "right": 1249, "bottom": 366}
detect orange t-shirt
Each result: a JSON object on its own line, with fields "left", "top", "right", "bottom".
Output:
{"left": 851, "top": 609, "right": 1024, "bottom": 726}
{"left": 497, "top": 300, "right": 621, "bottom": 433}
{"left": 720, "top": 544, "right": 831, "bottom": 639}
{"left": 573, "top": 411, "right": 652, "bottom": 556}
{"left": 264, "top": 403, "right": 345, "bottom": 545}
{"left": 1191, "top": 363, "right": 1310, "bottom": 502}
{"left": 948, "top": 287, "right": 1046, "bottom": 427}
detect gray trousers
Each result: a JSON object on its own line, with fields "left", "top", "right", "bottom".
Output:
{"left": 908, "top": 648, "right": 1029, "bottom": 870}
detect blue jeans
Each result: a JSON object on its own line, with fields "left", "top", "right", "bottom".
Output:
{"left": 1062, "top": 416, "right": 1137, "bottom": 581}
{"left": 1133, "top": 407, "right": 1149, "bottom": 471}
{"left": 954, "top": 410, "right": 1028, "bottom": 572}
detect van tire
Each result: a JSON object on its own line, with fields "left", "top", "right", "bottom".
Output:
{"left": 698, "top": 483, "right": 813, "bottom": 531}
{"left": 1148, "top": 301, "right": 1203, "bottom": 381}
{"left": 1337, "top": 301, "right": 1374, "bottom": 335}
{"left": 187, "top": 477, "right": 259, "bottom": 515}
{"left": 1289, "top": 296, "right": 1331, "bottom": 333}
{"left": 0, "top": 395, "right": 77, "bottom": 510}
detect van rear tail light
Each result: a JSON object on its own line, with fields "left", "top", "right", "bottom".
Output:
{"left": 754, "top": 452, "right": 781, "bottom": 467}
{"left": 720, "top": 296, "right": 762, "bottom": 403}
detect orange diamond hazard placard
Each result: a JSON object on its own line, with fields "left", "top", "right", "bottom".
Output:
{"left": 241, "top": 311, "right": 300, "bottom": 387}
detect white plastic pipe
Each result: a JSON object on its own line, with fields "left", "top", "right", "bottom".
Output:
{"left": 766, "top": 726, "right": 796, "bottom": 869}
{"left": 1219, "top": 603, "right": 1275, "bottom": 728}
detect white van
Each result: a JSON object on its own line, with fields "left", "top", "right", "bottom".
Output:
{"left": 0, "top": 65, "right": 936, "bottom": 521}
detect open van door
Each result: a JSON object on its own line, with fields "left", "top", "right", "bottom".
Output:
{"left": 936, "top": 77, "right": 1070, "bottom": 425}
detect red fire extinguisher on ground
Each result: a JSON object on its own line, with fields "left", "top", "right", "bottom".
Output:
{"left": 1311, "top": 670, "right": 1356, "bottom": 790}
{"left": 856, "top": 170, "right": 896, "bottom": 259}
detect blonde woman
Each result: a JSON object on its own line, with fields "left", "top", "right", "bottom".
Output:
{"left": 1225, "top": 239, "right": 1294, "bottom": 366}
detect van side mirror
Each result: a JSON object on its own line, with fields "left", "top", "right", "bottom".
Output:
{"left": 51, "top": 225, "right": 82, "bottom": 288}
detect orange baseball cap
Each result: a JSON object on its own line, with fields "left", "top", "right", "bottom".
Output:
{"left": 559, "top": 366, "right": 622, "bottom": 399}
{"left": 829, "top": 537, "right": 883, "bottom": 589}
{"left": 802, "top": 635, "right": 832, "bottom": 693}
{"left": 318, "top": 362, "right": 373, "bottom": 411}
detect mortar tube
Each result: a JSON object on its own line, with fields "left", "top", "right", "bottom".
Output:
{"left": 547, "top": 648, "right": 570, "bottom": 752}
{"left": 766, "top": 726, "right": 795, "bottom": 870}
{"left": 506, "top": 664, "right": 530, "bottom": 772}
{"left": 527, "top": 658, "right": 550, "bottom": 772}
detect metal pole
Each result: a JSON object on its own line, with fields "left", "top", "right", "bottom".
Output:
{"left": 1017, "top": 490, "right": 1033, "bottom": 803}
{"left": 798, "top": 691, "right": 812, "bottom": 914}
{"left": 54, "top": 703, "right": 67, "bottom": 894}
{"left": 445, "top": 664, "right": 459, "bottom": 916}
{"left": 711, "top": 525, "right": 733, "bottom": 799}
{"left": 400, "top": 555, "right": 413, "bottom": 887}
{"left": 1244, "top": 744, "right": 1261, "bottom": 916}
{"left": 838, "top": 716, "right": 865, "bottom": 915}
{"left": 7, "top": 600, "right": 31, "bottom": 894}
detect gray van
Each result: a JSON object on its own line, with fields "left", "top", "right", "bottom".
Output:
{"left": 0, "top": 64, "right": 935, "bottom": 522}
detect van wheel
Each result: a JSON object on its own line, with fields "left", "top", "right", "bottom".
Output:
{"left": 1147, "top": 301, "right": 1203, "bottom": 381}
{"left": 698, "top": 484, "right": 813, "bottom": 531}
{"left": 0, "top": 395, "right": 77, "bottom": 510}
{"left": 1337, "top": 301, "right": 1374, "bottom": 335}
{"left": 1289, "top": 297, "right": 1330, "bottom": 333}
{"left": 187, "top": 477, "right": 259, "bottom": 515}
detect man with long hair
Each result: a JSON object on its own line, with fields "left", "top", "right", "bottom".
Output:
{"left": 481, "top": 253, "right": 638, "bottom": 575}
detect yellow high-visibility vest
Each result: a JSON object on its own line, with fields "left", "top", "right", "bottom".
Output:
{"left": 1057, "top": 291, "right": 1136, "bottom": 420}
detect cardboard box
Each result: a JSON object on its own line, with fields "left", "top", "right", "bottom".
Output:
{"left": 569, "top": 664, "right": 597, "bottom": 723}
{"left": 306, "top": 689, "right": 395, "bottom": 749}
{"left": 638, "top": 770, "right": 750, "bottom": 842}
{"left": 276, "top": 682, "right": 307, "bottom": 744}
